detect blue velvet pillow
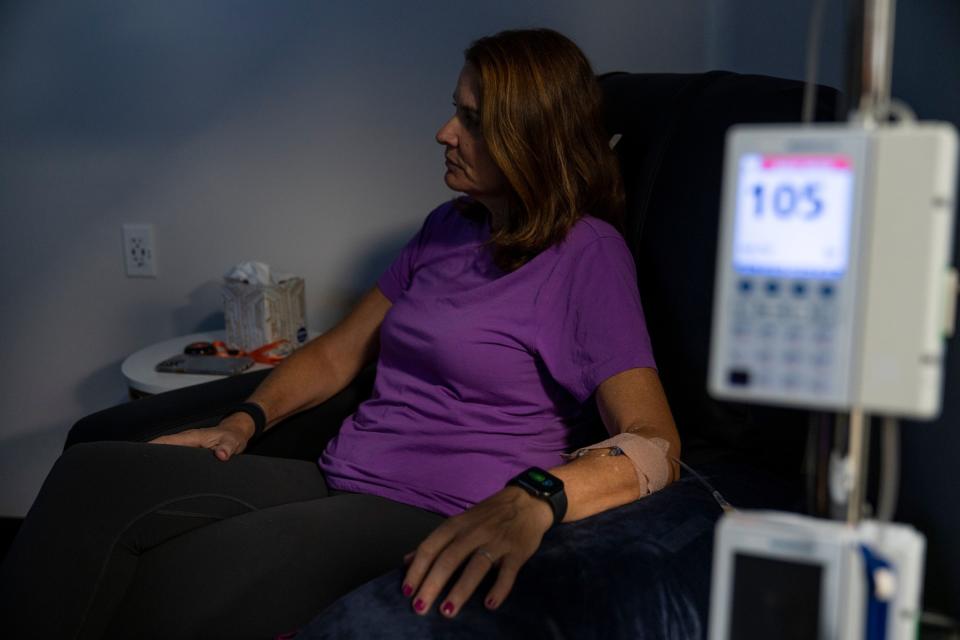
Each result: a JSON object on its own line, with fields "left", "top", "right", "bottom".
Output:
{"left": 296, "top": 462, "right": 788, "bottom": 640}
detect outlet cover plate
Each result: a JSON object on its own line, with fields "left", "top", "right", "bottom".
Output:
{"left": 122, "top": 223, "right": 157, "bottom": 277}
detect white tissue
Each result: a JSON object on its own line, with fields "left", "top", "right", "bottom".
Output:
{"left": 224, "top": 261, "right": 271, "bottom": 285}
{"left": 224, "top": 261, "right": 295, "bottom": 285}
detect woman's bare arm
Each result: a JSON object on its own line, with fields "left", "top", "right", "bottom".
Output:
{"left": 548, "top": 366, "right": 680, "bottom": 522}
{"left": 245, "top": 284, "right": 392, "bottom": 431}
{"left": 151, "top": 285, "right": 392, "bottom": 457}
{"left": 402, "top": 366, "right": 680, "bottom": 616}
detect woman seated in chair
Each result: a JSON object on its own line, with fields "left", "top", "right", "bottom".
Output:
{"left": 0, "top": 28, "right": 680, "bottom": 639}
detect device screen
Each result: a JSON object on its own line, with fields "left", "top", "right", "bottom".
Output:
{"left": 732, "top": 153, "right": 854, "bottom": 279}
{"left": 729, "top": 553, "right": 823, "bottom": 639}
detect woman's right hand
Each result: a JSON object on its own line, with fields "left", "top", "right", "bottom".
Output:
{"left": 149, "top": 412, "right": 256, "bottom": 461}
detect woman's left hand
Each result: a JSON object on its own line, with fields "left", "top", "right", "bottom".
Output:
{"left": 401, "top": 486, "right": 554, "bottom": 617}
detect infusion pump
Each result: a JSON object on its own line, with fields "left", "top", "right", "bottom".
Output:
{"left": 708, "top": 511, "right": 925, "bottom": 640}
{"left": 708, "top": 122, "right": 958, "bottom": 417}
{"left": 706, "top": 122, "right": 958, "bottom": 640}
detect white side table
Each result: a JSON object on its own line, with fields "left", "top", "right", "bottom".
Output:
{"left": 122, "top": 330, "right": 283, "bottom": 397}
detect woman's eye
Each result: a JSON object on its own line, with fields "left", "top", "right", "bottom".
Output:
{"left": 462, "top": 110, "right": 480, "bottom": 129}
{"left": 453, "top": 102, "right": 480, "bottom": 130}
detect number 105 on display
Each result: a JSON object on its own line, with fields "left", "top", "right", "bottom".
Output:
{"left": 733, "top": 153, "right": 855, "bottom": 277}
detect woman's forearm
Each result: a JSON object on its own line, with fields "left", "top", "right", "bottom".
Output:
{"left": 237, "top": 285, "right": 391, "bottom": 436}
{"left": 547, "top": 451, "right": 643, "bottom": 522}
{"left": 244, "top": 339, "right": 349, "bottom": 429}
{"left": 548, "top": 423, "right": 680, "bottom": 523}
{"left": 543, "top": 368, "right": 682, "bottom": 523}
{"left": 147, "top": 336, "right": 365, "bottom": 455}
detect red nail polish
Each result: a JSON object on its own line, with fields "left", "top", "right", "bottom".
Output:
{"left": 442, "top": 601, "right": 455, "bottom": 616}
{"left": 486, "top": 597, "right": 497, "bottom": 609}
{"left": 402, "top": 583, "right": 413, "bottom": 597}
{"left": 414, "top": 598, "right": 426, "bottom": 612}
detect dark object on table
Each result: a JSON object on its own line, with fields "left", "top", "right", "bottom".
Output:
{"left": 155, "top": 354, "right": 254, "bottom": 376}
{"left": 184, "top": 341, "right": 218, "bottom": 356}
{"left": 67, "top": 70, "right": 840, "bottom": 639}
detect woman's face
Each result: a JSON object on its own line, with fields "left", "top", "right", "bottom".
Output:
{"left": 436, "top": 64, "right": 508, "bottom": 201}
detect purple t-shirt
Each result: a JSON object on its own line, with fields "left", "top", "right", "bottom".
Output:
{"left": 318, "top": 200, "right": 656, "bottom": 516}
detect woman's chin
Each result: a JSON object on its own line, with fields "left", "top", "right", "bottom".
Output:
{"left": 443, "top": 173, "right": 468, "bottom": 193}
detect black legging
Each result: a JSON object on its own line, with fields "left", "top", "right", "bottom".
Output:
{"left": 0, "top": 441, "right": 444, "bottom": 639}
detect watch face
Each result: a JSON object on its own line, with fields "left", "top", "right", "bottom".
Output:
{"left": 521, "top": 467, "right": 562, "bottom": 496}
{"left": 508, "top": 467, "right": 567, "bottom": 526}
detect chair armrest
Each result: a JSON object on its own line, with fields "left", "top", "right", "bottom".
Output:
{"left": 300, "top": 474, "right": 722, "bottom": 639}
{"left": 298, "top": 462, "right": 797, "bottom": 639}
{"left": 65, "top": 365, "right": 377, "bottom": 462}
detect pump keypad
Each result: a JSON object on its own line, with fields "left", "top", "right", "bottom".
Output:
{"left": 727, "top": 277, "right": 840, "bottom": 395}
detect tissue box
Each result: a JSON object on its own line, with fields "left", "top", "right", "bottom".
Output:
{"left": 223, "top": 276, "right": 307, "bottom": 353}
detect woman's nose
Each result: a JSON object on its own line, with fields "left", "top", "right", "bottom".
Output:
{"left": 436, "top": 116, "right": 457, "bottom": 146}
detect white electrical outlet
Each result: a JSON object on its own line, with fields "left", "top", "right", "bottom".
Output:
{"left": 122, "top": 223, "right": 157, "bottom": 277}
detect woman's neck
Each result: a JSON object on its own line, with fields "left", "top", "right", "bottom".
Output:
{"left": 477, "top": 196, "right": 509, "bottom": 233}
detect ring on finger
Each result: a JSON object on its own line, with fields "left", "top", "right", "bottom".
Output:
{"left": 475, "top": 547, "right": 496, "bottom": 564}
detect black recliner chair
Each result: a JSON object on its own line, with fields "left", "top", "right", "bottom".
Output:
{"left": 67, "top": 70, "right": 840, "bottom": 639}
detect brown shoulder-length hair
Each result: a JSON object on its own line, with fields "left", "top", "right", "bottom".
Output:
{"left": 460, "top": 28, "right": 624, "bottom": 273}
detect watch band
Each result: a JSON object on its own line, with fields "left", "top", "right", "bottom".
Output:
{"left": 507, "top": 467, "right": 567, "bottom": 527}
{"left": 228, "top": 402, "right": 267, "bottom": 441}
{"left": 545, "top": 483, "right": 567, "bottom": 526}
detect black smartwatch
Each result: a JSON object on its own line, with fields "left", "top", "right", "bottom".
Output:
{"left": 228, "top": 402, "right": 267, "bottom": 442}
{"left": 506, "top": 467, "right": 567, "bottom": 527}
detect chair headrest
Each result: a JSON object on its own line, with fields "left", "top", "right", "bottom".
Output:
{"left": 599, "top": 71, "right": 841, "bottom": 468}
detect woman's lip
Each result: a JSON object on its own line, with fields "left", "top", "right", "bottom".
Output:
{"left": 445, "top": 158, "right": 460, "bottom": 170}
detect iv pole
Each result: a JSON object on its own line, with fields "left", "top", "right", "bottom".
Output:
{"left": 848, "top": 0, "right": 897, "bottom": 123}
{"left": 840, "top": 0, "right": 897, "bottom": 525}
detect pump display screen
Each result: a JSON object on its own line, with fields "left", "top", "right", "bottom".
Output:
{"left": 732, "top": 153, "right": 854, "bottom": 279}
{"left": 729, "top": 553, "right": 823, "bottom": 639}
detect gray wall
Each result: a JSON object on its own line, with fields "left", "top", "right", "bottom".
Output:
{"left": 0, "top": 0, "right": 710, "bottom": 517}
{"left": 708, "top": 0, "right": 848, "bottom": 90}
